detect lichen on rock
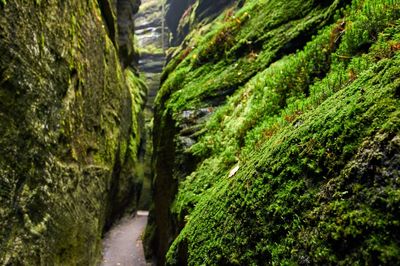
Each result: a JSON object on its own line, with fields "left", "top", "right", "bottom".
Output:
{"left": 0, "top": 0, "right": 146, "bottom": 264}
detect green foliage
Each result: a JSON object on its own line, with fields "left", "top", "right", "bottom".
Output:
{"left": 156, "top": 0, "right": 341, "bottom": 113}
{"left": 169, "top": 52, "right": 400, "bottom": 266}
{"left": 153, "top": 0, "right": 400, "bottom": 264}
{"left": 336, "top": 0, "right": 400, "bottom": 58}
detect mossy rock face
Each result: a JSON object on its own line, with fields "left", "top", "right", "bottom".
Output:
{"left": 135, "top": 0, "right": 166, "bottom": 211}
{"left": 0, "top": 0, "right": 145, "bottom": 264}
{"left": 165, "top": 0, "right": 193, "bottom": 45}
{"left": 165, "top": 0, "right": 235, "bottom": 46}
{"left": 150, "top": 0, "right": 400, "bottom": 264}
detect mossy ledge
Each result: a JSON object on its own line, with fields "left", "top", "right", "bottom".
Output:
{"left": 0, "top": 0, "right": 146, "bottom": 264}
{"left": 148, "top": 0, "right": 400, "bottom": 264}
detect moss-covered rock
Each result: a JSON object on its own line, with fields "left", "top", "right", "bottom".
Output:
{"left": 0, "top": 0, "right": 146, "bottom": 264}
{"left": 165, "top": 0, "right": 235, "bottom": 46}
{"left": 149, "top": 0, "right": 400, "bottom": 264}
{"left": 133, "top": 0, "right": 167, "bottom": 214}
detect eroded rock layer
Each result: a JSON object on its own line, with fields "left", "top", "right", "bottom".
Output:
{"left": 134, "top": 0, "right": 168, "bottom": 212}
{"left": 0, "top": 0, "right": 145, "bottom": 264}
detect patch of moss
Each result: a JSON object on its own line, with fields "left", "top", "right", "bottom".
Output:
{"left": 150, "top": 0, "right": 400, "bottom": 264}
{"left": 157, "top": 0, "right": 343, "bottom": 112}
{"left": 168, "top": 47, "right": 400, "bottom": 265}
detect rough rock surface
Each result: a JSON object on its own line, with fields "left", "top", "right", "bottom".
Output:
{"left": 135, "top": 0, "right": 167, "bottom": 110}
{"left": 165, "top": 0, "right": 235, "bottom": 46}
{"left": 133, "top": 2, "right": 169, "bottom": 258}
{"left": 0, "top": 0, "right": 145, "bottom": 264}
{"left": 132, "top": 0, "right": 168, "bottom": 214}
{"left": 148, "top": 0, "right": 400, "bottom": 265}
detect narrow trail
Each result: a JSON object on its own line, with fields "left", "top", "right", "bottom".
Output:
{"left": 100, "top": 1, "right": 166, "bottom": 265}
{"left": 101, "top": 211, "right": 150, "bottom": 266}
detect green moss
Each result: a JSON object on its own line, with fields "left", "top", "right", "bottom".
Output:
{"left": 168, "top": 53, "right": 400, "bottom": 265}
{"left": 0, "top": 0, "right": 144, "bottom": 264}
{"left": 125, "top": 68, "right": 147, "bottom": 159}
{"left": 150, "top": 0, "right": 400, "bottom": 264}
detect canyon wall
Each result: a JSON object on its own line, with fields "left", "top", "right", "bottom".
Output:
{"left": 0, "top": 0, "right": 145, "bottom": 264}
{"left": 148, "top": 0, "right": 400, "bottom": 264}
{"left": 134, "top": 0, "right": 168, "bottom": 210}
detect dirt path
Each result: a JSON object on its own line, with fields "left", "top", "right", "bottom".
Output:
{"left": 101, "top": 211, "right": 150, "bottom": 266}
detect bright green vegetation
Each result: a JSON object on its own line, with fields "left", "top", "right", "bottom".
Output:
{"left": 0, "top": 0, "right": 145, "bottom": 264}
{"left": 158, "top": 0, "right": 343, "bottom": 112}
{"left": 150, "top": 0, "right": 400, "bottom": 264}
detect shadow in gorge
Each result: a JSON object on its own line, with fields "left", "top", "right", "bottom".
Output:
{"left": 134, "top": 0, "right": 169, "bottom": 212}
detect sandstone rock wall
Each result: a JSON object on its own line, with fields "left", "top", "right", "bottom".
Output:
{"left": 0, "top": 0, "right": 145, "bottom": 264}
{"left": 133, "top": 0, "right": 168, "bottom": 212}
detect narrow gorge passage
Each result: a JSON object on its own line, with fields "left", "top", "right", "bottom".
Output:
{"left": 1, "top": 1, "right": 400, "bottom": 265}
{"left": 101, "top": 0, "right": 166, "bottom": 265}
